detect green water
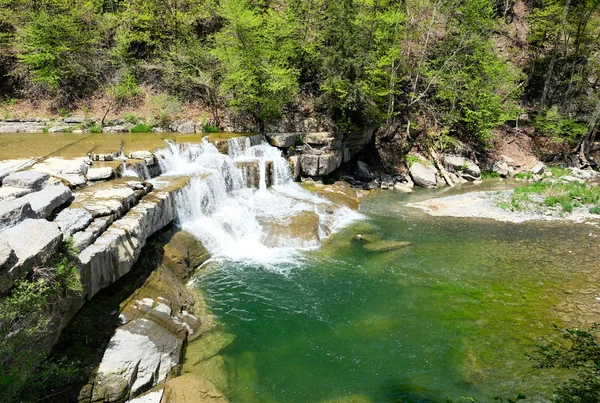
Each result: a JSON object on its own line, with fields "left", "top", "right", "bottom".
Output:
{"left": 188, "top": 189, "right": 600, "bottom": 403}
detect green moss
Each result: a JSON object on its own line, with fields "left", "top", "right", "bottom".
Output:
{"left": 481, "top": 171, "right": 500, "bottom": 179}
{"left": 589, "top": 205, "right": 600, "bottom": 214}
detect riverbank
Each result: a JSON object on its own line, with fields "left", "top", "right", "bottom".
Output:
{"left": 408, "top": 168, "right": 600, "bottom": 224}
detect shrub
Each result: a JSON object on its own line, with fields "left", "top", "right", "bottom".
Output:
{"left": 202, "top": 124, "right": 219, "bottom": 133}
{"left": 112, "top": 70, "right": 141, "bottom": 104}
{"left": 481, "top": 171, "right": 500, "bottom": 179}
{"left": 589, "top": 205, "right": 600, "bottom": 214}
{"left": 58, "top": 108, "right": 68, "bottom": 118}
{"left": 89, "top": 124, "right": 102, "bottom": 133}
{"left": 131, "top": 123, "right": 153, "bottom": 133}
{"left": 535, "top": 106, "right": 587, "bottom": 143}
{"left": 123, "top": 113, "right": 139, "bottom": 125}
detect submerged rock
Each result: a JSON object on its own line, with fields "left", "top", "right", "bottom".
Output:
{"left": 362, "top": 240, "right": 412, "bottom": 253}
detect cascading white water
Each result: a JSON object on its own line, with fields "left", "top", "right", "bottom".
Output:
{"left": 155, "top": 137, "right": 360, "bottom": 268}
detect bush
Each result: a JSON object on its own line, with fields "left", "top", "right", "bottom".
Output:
{"left": 202, "top": 124, "right": 219, "bottom": 133}
{"left": 89, "top": 124, "right": 102, "bottom": 133}
{"left": 123, "top": 113, "right": 139, "bottom": 125}
{"left": 130, "top": 123, "right": 153, "bottom": 133}
{"left": 481, "top": 171, "right": 500, "bottom": 179}
{"left": 112, "top": 70, "right": 141, "bottom": 104}
{"left": 535, "top": 106, "right": 587, "bottom": 142}
{"left": 589, "top": 205, "right": 600, "bottom": 214}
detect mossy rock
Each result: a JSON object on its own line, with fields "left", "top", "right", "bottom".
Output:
{"left": 362, "top": 240, "right": 412, "bottom": 253}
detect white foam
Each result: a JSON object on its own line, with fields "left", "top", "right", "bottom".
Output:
{"left": 157, "top": 137, "right": 361, "bottom": 268}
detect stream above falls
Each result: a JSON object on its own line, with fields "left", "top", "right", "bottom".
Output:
{"left": 183, "top": 187, "right": 600, "bottom": 403}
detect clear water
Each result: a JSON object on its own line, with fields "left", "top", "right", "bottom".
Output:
{"left": 188, "top": 189, "right": 600, "bottom": 403}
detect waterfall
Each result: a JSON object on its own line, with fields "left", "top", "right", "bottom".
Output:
{"left": 155, "top": 137, "right": 360, "bottom": 267}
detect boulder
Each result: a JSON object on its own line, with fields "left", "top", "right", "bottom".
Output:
{"left": 174, "top": 121, "right": 196, "bottom": 134}
{"left": 356, "top": 161, "right": 372, "bottom": 181}
{"left": 0, "top": 186, "right": 32, "bottom": 201}
{"left": 0, "top": 198, "right": 36, "bottom": 230}
{"left": 87, "top": 167, "right": 114, "bottom": 181}
{"left": 442, "top": 155, "right": 481, "bottom": 177}
{"left": 2, "top": 170, "right": 49, "bottom": 190}
{"left": 491, "top": 161, "right": 510, "bottom": 178}
{"left": 531, "top": 161, "right": 545, "bottom": 175}
{"left": 266, "top": 133, "right": 297, "bottom": 148}
{"left": 0, "top": 219, "right": 62, "bottom": 292}
{"left": 92, "top": 318, "right": 184, "bottom": 402}
{"left": 102, "top": 125, "right": 129, "bottom": 133}
{"left": 393, "top": 182, "right": 413, "bottom": 193}
{"left": 409, "top": 162, "right": 437, "bottom": 189}
{"left": 54, "top": 208, "right": 93, "bottom": 236}
{"left": 299, "top": 154, "right": 320, "bottom": 177}
{"left": 48, "top": 125, "right": 72, "bottom": 133}
{"left": 21, "top": 185, "right": 72, "bottom": 218}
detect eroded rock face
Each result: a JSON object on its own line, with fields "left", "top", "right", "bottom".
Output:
{"left": 266, "top": 133, "right": 297, "bottom": 148}
{"left": 409, "top": 162, "right": 437, "bottom": 189}
{"left": 54, "top": 208, "right": 94, "bottom": 236}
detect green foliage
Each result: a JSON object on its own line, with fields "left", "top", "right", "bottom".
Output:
{"left": 89, "top": 124, "right": 102, "bottom": 133}
{"left": 481, "top": 171, "right": 501, "bottom": 179}
{"left": 549, "top": 166, "right": 570, "bottom": 178}
{"left": 1, "top": 96, "right": 17, "bottom": 120}
{"left": 130, "top": 123, "right": 153, "bottom": 133}
{"left": 58, "top": 108, "right": 68, "bottom": 118}
{"left": 0, "top": 240, "right": 82, "bottom": 402}
{"left": 213, "top": 0, "right": 299, "bottom": 126}
{"left": 511, "top": 180, "right": 600, "bottom": 213}
{"left": 514, "top": 172, "right": 534, "bottom": 180}
{"left": 112, "top": 70, "right": 141, "bottom": 104}
{"left": 535, "top": 107, "right": 588, "bottom": 142}
{"left": 530, "top": 324, "right": 600, "bottom": 403}
{"left": 589, "top": 205, "right": 600, "bottom": 214}
{"left": 202, "top": 124, "right": 219, "bottom": 133}
{"left": 123, "top": 113, "right": 139, "bottom": 125}
{"left": 404, "top": 154, "right": 421, "bottom": 168}
{"left": 17, "top": 9, "right": 100, "bottom": 89}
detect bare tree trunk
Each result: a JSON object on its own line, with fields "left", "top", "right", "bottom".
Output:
{"left": 571, "top": 98, "right": 600, "bottom": 167}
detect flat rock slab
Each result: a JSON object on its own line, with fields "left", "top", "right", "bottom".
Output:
{"left": 0, "top": 197, "right": 36, "bottom": 230}
{"left": 21, "top": 185, "right": 72, "bottom": 218}
{"left": 87, "top": 167, "right": 114, "bottom": 181}
{"left": 0, "top": 219, "right": 62, "bottom": 292}
{"left": 54, "top": 208, "right": 93, "bottom": 236}
{"left": 266, "top": 133, "right": 297, "bottom": 148}
{"left": 33, "top": 158, "right": 89, "bottom": 176}
{"left": 0, "top": 186, "right": 33, "bottom": 201}
{"left": 2, "top": 170, "right": 49, "bottom": 190}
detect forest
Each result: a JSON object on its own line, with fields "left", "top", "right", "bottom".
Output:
{"left": 0, "top": 0, "right": 599, "bottom": 159}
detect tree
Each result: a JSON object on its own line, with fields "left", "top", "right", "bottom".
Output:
{"left": 213, "top": 0, "right": 299, "bottom": 128}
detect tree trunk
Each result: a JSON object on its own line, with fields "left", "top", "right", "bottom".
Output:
{"left": 571, "top": 98, "right": 600, "bottom": 167}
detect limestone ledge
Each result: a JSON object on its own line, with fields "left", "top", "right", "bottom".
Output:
{"left": 78, "top": 176, "right": 190, "bottom": 300}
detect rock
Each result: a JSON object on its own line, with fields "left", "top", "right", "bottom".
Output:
{"left": 300, "top": 152, "right": 342, "bottom": 176}
{"left": 129, "top": 151, "right": 156, "bottom": 165}
{"left": 409, "top": 162, "right": 437, "bottom": 189}
{"left": 491, "top": 161, "right": 510, "bottom": 178}
{"left": 448, "top": 172, "right": 459, "bottom": 184}
{"left": 0, "top": 159, "right": 36, "bottom": 183}
{"left": 0, "top": 198, "right": 36, "bottom": 230}
{"left": 393, "top": 182, "right": 413, "bottom": 193}
{"left": 162, "top": 373, "right": 226, "bottom": 403}
{"left": 20, "top": 185, "right": 72, "bottom": 218}
{"left": 362, "top": 240, "right": 412, "bottom": 252}
{"left": 0, "top": 186, "right": 33, "bottom": 201}
{"left": 442, "top": 155, "right": 481, "bottom": 177}
{"left": 102, "top": 125, "right": 129, "bottom": 133}
{"left": 561, "top": 175, "right": 584, "bottom": 183}
{"left": 462, "top": 174, "right": 478, "bottom": 182}
{"left": 32, "top": 158, "right": 89, "bottom": 179}
{"left": 0, "top": 239, "right": 15, "bottom": 271}
{"left": 2, "top": 170, "right": 49, "bottom": 190}
{"left": 48, "top": 125, "right": 72, "bottom": 133}
{"left": 87, "top": 167, "right": 114, "bottom": 181}
{"left": 0, "top": 219, "right": 62, "bottom": 292}
{"left": 356, "top": 161, "right": 372, "bottom": 181}
{"left": 54, "top": 208, "right": 93, "bottom": 236}
{"left": 531, "top": 161, "right": 545, "bottom": 175}
{"left": 92, "top": 318, "right": 184, "bottom": 402}
{"left": 266, "top": 133, "right": 297, "bottom": 148}
{"left": 127, "top": 389, "right": 164, "bottom": 403}
{"left": 64, "top": 117, "right": 84, "bottom": 124}
{"left": 177, "top": 121, "right": 196, "bottom": 134}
